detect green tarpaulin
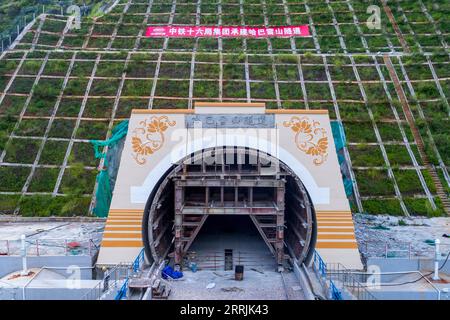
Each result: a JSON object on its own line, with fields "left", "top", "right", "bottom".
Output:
{"left": 331, "top": 121, "right": 353, "bottom": 197}
{"left": 90, "top": 120, "right": 129, "bottom": 217}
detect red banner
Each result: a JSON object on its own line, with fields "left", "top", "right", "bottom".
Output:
{"left": 145, "top": 25, "right": 310, "bottom": 38}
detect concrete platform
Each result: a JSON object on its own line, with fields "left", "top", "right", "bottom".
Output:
{"left": 367, "top": 272, "right": 449, "bottom": 300}
{"left": 0, "top": 268, "right": 101, "bottom": 300}
{"left": 168, "top": 270, "right": 304, "bottom": 300}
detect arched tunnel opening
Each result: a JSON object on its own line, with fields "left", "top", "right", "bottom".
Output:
{"left": 142, "top": 147, "right": 317, "bottom": 271}
{"left": 187, "top": 214, "right": 279, "bottom": 271}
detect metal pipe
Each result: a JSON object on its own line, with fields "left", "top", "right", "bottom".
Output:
{"left": 408, "top": 242, "right": 411, "bottom": 259}
{"left": 20, "top": 235, "right": 27, "bottom": 276}
{"left": 432, "top": 239, "right": 440, "bottom": 281}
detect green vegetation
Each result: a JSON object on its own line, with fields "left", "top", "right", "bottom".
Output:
{"left": 76, "top": 121, "right": 108, "bottom": 140}
{"left": 393, "top": 169, "right": 425, "bottom": 196}
{"left": 48, "top": 119, "right": 75, "bottom": 138}
{"left": 39, "top": 140, "right": 68, "bottom": 165}
{"left": 59, "top": 163, "right": 96, "bottom": 195}
{"left": 362, "top": 199, "right": 403, "bottom": 216}
{"left": 384, "top": 145, "right": 414, "bottom": 167}
{"left": 404, "top": 198, "right": 445, "bottom": 217}
{"left": 355, "top": 169, "right": 395, "bottom": 196}
{"left": 0, "top": 115, "right": 17, "bottom": 151}
{"left": 64, "top": 78, "right": 89, "bottom": 96}
{"left": 4, "top": 138, "right": 40, "bottom": 163}
{"left": 0, "top": 1, "right": 448, "bottom": 217}
{"left": 0, "top": 166, "right": 30, "bottom": 191}
{"left": 19, "top": 195, "right": 91, "bottom": 217}
{"left": 343, "top": 122, "right": 376, "bottom": 142}
{"left": 194, "top": 81, "right": 219, "bottom": 98}
{"left": 122, "top": 80, "right": 152, "bottom": 96}
{"left": 16, "top": 118, "right": 48, "bottom": 136}
{"left": 33, "top": 79, "right": 63, "bottom": 100}
{"left": 28, "top": 167, "right": 59, "bottom": 192}
{"left": 155, "top": 80, "right": 190, "bottom": 97}
{"left": 90, "top": 79, "right": 120, "bottom": 96}
{"left": 349, "top": 145, "right": 384, "bottom": 167}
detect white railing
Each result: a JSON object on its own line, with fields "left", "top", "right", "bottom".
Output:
{"left": 344, "top": 269, "right": 444, "bottom": 300}
{"left": 186, "top": 250, "right": 275, "bottom": 271}
{"left": 82, "top": 248, "right": 148, "bottom": 300}
{"left": 0, "top": 238, "right": 98, "bottom": 256}
{"left": 81, "top": 263, "right": 131, "bottom": 300}
{"left": 361, "top": 240, "right": 450, "bottom": 259}
{"left": 312, "top": 250, "right": 377, "bottom": 300}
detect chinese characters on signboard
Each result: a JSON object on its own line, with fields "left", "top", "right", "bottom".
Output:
{"left": 145, "top": 25, "right": 310, "bottom": 38}
{"left": 186, "top": 114, "right": 275, "bottom": 128}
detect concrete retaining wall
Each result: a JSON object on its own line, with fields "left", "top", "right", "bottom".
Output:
{"left": 370, "top": 290, "right": 441, "bottom": 300}
{"left": 0, "top": 255, "right": 95, "bottom": 279}
{"left": 0, "top": 280, "right": 101, "bottom": 300}
{"left": 367, "top": 257, "right": 450, "bottom": 277}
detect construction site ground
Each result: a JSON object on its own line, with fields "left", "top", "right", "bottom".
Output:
{"left": 0, "top": 220, "right": 104, "bottom": 255}
{"left": 354, "top": 214, "right": 450, "bottom": 258}
{"left": 168, "top": 269, "right": 304, "bottom": 300}
{"left": 0, "top": 215, "right": 448, "bottom": 258}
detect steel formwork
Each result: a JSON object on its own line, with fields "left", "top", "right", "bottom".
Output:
{"left": 143, "top": 147, "right": 316, "bottom": 270}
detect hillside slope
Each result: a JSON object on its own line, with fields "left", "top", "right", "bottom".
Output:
{"left": 0, "top": 0, "right": 448, "bottom": 217}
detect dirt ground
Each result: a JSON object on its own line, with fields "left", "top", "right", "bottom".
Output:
{"left": 354, "top": 214, "right": 450, "bottom": 258}
{"left": 168, "top": 269, "right": 304, "bottom": 300}
{"left": 0, "top": 221, "right": 104, "bottom": 255}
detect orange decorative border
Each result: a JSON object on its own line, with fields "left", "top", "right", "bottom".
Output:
{"left": 132, "top": 109, "right": 194, "bottom": 114}
{"left": 131, "top": 107, "right": 329, "bottom": 115}
{"left": 266, "top": 109, "right": 328, "bottom": 114}
{"left": 195, "top": 102, "right": 266, "bottom": 107}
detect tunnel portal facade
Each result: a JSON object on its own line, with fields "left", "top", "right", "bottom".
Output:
{"left": 142, "top": 147, "right": 317, "bottom": 270}
{"left": 96, "top": 102, "right": 363, "bottom": 270}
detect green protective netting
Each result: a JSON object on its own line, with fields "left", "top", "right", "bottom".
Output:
{"left": 330, "top": 121, "right": 353, "bottom": 197}
{"left": 343, "top": 179, "right": 353, "bottom": 197}
{"left": 90, "top": 120, "right": 129, "bottom": 217}
{"left": 331, "top": 121, "right": 346, "bottom": 152}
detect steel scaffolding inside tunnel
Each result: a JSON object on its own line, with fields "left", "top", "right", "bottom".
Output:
{"left": 142, "top": 147, "right": 317, "bottom": 270}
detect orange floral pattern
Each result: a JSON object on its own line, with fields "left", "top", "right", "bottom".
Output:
{"left": 283, "top": 116, "right": 328, "bottom": 166}
{"left": 131, "top": 116, "right": 176, "bottom": 165}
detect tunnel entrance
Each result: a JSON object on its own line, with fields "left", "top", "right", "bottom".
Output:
{"left": 188, "top": 215, "right": 276, "bottom": 271}
{"left": 142, "top": 147, "right": 317, "bottom": 270}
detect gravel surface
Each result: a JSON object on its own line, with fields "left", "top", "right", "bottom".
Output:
{"left": 0, "top": 222, "right": 105, "bottom": 256}
{"left": 354, "top": 214, "right": 450, "bottom": 258}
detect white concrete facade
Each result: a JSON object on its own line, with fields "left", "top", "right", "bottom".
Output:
{"left": 97, "top": 103, "right": 363, "bottom": 269}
